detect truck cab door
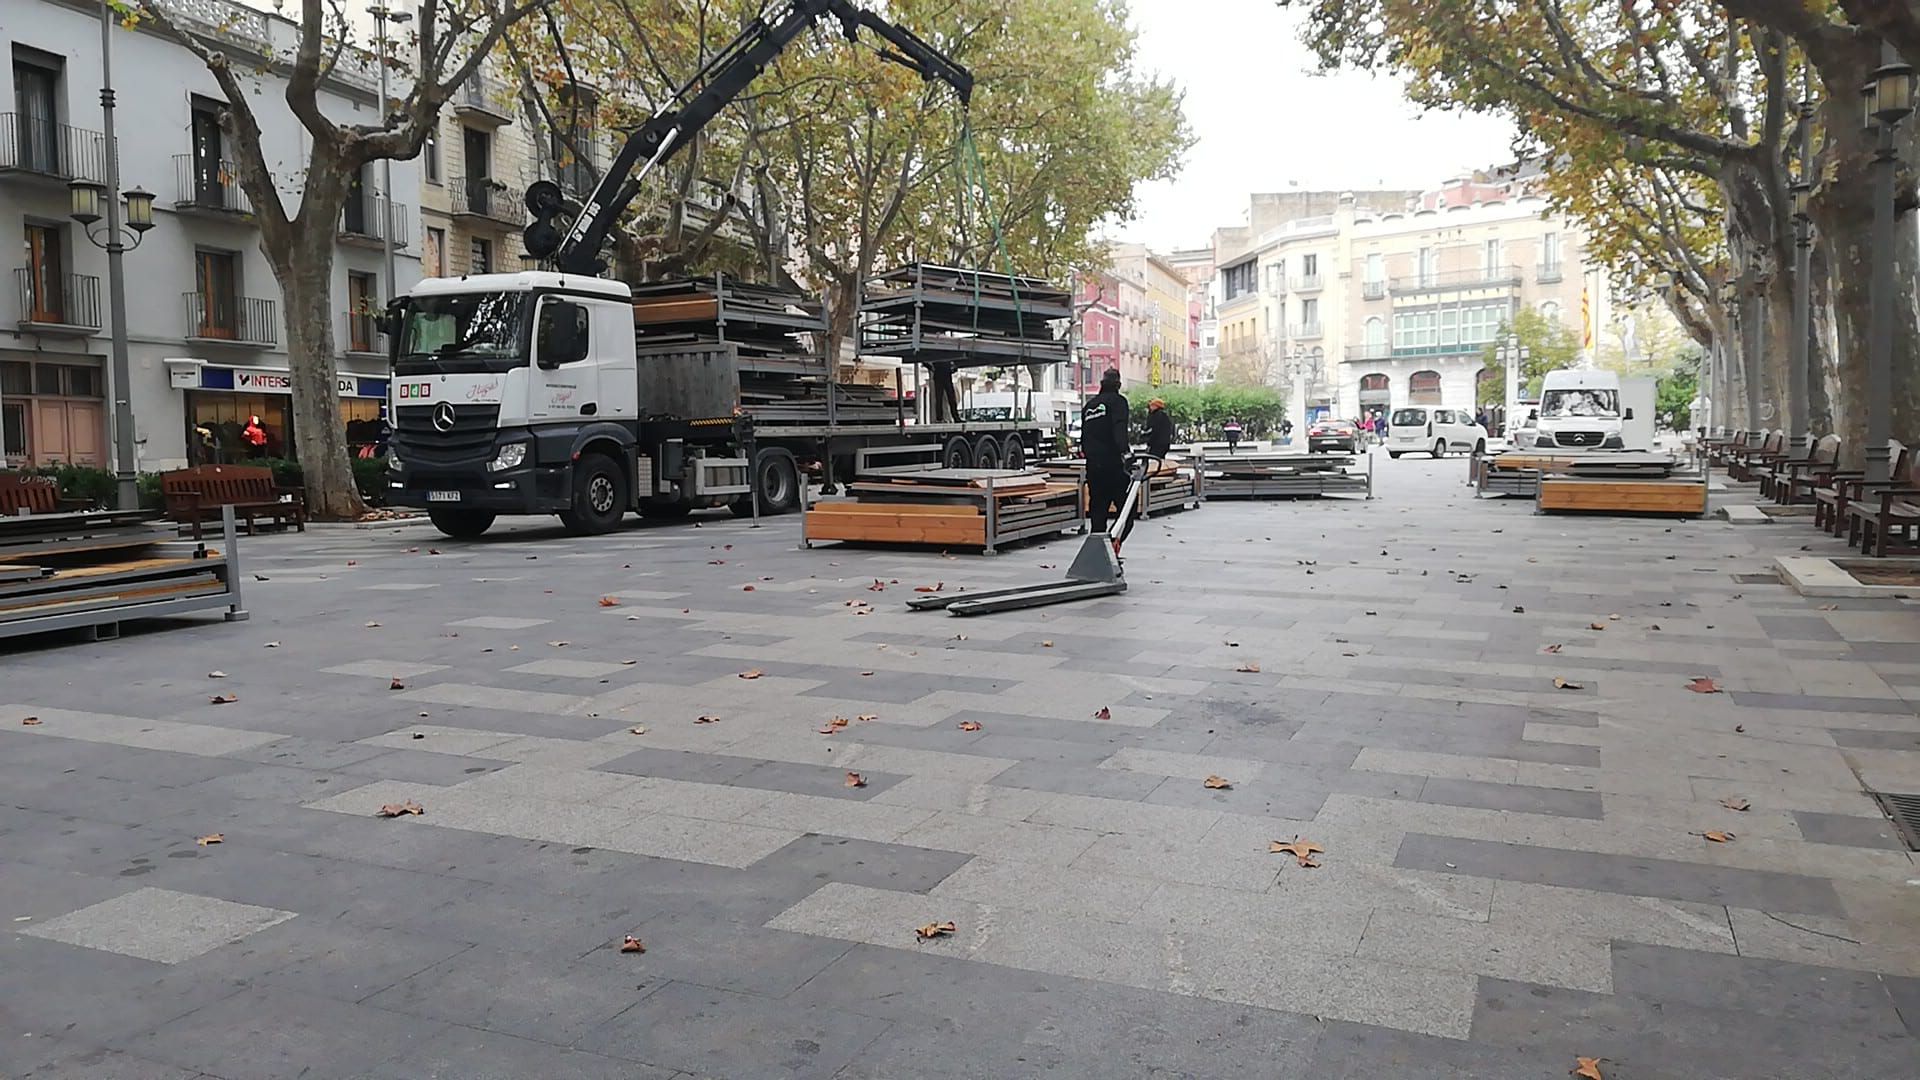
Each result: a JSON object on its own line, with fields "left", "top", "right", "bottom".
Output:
{"left": 529, "top": 296, "right": 600, "bottom": 424}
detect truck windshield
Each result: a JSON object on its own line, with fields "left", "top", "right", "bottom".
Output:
{"left": 1539, "top": 388, "right": 1618, "bottom": 418}
{"left": 393, "top": 292, "right": 529, "bottom": 374}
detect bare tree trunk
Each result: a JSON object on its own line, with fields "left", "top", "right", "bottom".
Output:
{"left": 1808, "top": 241, "right": 1836, "bottom": 436}
{"left": 267, "top": 201, "right": 364, "bottom": 521}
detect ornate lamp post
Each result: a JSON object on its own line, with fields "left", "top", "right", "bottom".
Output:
{"left": 1862, "top": 48, "right": 1914, "bottom": 483}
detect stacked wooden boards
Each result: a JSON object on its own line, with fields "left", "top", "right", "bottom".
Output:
{"left": 802, "top": 467, "right": 1085, "bottom": 553}
{"left": 1475, "top": 451, "right": 1709, "bottom": 516}
{"left": 1040, "top": 459, "right": 1201, "bottom": 516}
{"left": 860, "top": 265, "right": 1072, "bottom": 368}
{"left": 1197, "top": 449, "right": 1372, "bottom": 499}
{"left": 0, "top": 506, "right": 248, "bottom": 641}
{"left": 631, "top": 275, "right": 826, "bottom": 376}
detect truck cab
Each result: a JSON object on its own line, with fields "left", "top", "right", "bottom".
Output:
{"left": 385, "top": 271, "right": 653, "bottom": 536}
{"left": 1526, "top": 369, "right": 1631, "bottom": 451}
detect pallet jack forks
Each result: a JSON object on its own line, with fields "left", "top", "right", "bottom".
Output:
{"left": 908, "top": 454, "right": 1156, "bottom": 617}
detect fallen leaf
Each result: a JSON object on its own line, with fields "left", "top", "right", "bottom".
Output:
{"left": 742, "top": 585, "right": 756, "bottom": 592}
{"left": 914, "top": 582, "right": 945, "bottom": 593}
{"left": 1552, "top": 677, "right": 1584, "bottom": 691}
{"left": 1203, "top": 775, "right": 1232, "bottom": 790}
{"left": 622, "top": 659, "right": 638, "bottom": 665}
{"left": 428, "top": 548, "right": 442, "bottom": 555}
{"left": 738, "top": 669, "right": 763, "bottom": 680}
{"left": 196, "top": 833, "right": 223, "bottom": 846}
{"left": 376, "top": 800, "right": 425, "bottom": 817}
{"left": 208, "top": 693, "right": 237, "bottom": 705}
{"left": 1511, "top": 606, "right": 1525, "bottom": 614}
{"left": 915, "top": 921, "right": 957, "bottom": 940}
{"left": 1269, "top": 837, "right": 1325, "bottom": 868}
{"left": 856, "top": 714, "right": 878, "bottom": 722}
{"left": 1572, "top": 1057, "right": 1604, "bottom": 1080}
{"left": 1701, "top": 830, "right": 1735, "bottom": 843}
{"left": 619, "top": 935, "right": 646, "bottom": 954}
{"left": 1719, "top": 796, "right": 1750, "bottom": 811}
{"left": 1093, "top": 706, "right": 1112, "bottom": 720}
{"left": 346, "top": 560, "right": 357, "bottom": 566}
{"left": 1819, "top": 603, "right": 1839, "bottom": 611}
{"left": 695, "top": 715, "right": 721, "bottom": 724}
{"left": 263, "top": 641, "right": 280, "bottom": 648}
{"left": 958, "top": 720, "right": 983, "bottom": 732}
{"left": 845, "top": 771, "right": 867, "bottom": 788}
{"left": 598, "top": 596, "right": 620, "bottom": 607}
{"left": 868, "top": 579, "right": 887, "bottom": 592}
{"left": 389, "top": 678, "right": 406, "bottom": 691}
{"left": 1236, "top": 662, "right": 1262, "bottom": 673}
{"left": 1588, "top": 622, "right": 1607, "bottom": 631}
{"left": 1542, "top": 643, "right": 1564, "bottom": 654}
{"left": 21, "top": 716, "right": 42, "bottom": 726}
{"left": 208, "top": 670, "right": 229, "bottom": 679}
{"left": 859, "top": 670, "right": 875, "bottom": 677}
{"left": 411, "top": 732, "right": 425, "bottom": 739}
{"left": 628, "top": 725, "right": 648, "bottom": 735}
{"left": 1734, "top": 724, "right": 1746, "bottom": 733}
{"left": 1686, "top": 676, "right": 1722, "bottom": 694}
{"left": 548, "top": 641, "right": 569, "bottom": 648}
{"left": 364, "top": 621, "right": 381, "bottom": 628}
{"left": 1041, "top": 640, "right": 1054, "bottom": 648}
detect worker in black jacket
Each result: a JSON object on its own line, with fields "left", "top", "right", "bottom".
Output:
{"left": 1081, "top": 369, "right": 1132, "bottom": 536}
{"left": 1144, "top": 398, "right": 1174, "bottom": 459}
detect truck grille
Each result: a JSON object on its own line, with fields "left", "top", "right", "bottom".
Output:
{"left": 1554, "top": 430, "right": 1603, "bottom": 447}
{"left": 393, "top": 404, "right": 501, "bottom": 466}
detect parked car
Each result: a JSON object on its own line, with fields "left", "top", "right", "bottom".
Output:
{"left": 1307, "top": 419, "right": 1358, "bottom": 453}
{"left": 1386, "top": 407, "right": 1489, "bottom": 459}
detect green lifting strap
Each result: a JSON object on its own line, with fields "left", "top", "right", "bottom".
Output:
{"left": 956, "top": 115, "right": 1026, "bottom": 347}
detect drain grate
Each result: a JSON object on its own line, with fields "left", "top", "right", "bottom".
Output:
{"left": 1867, "top": 791, "right": 1920, "bottom": 852}
{"left": 1730, "top": 572, "right": 1783, "bottom": 584}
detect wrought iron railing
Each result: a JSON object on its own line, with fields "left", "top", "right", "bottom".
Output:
{"left": 450, "top": 175, "right": 525, "bottom": 225}
{"left": 185, "top": 292, "right": 277, "bottom": 345}
{"left": 173, "top": 154, "right": 252, "bottom": 214}
{"left": 0, "top": 114, "right": 108, "bottom": 182}
{"left": 340, "top": 194, "right": 411, "bottom": 246}
{"left": 14, "top": 269, "right": 102, "bottom": 329}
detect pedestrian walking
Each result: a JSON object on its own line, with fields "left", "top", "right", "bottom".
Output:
{"left": 1144, "top": 398, "right": 1174, "bottom": 460}
{"left": 1081, "top": 369, "right": 1132, "bottom": 539}
{"left": 1222, "top": 416, "right": 1243, "bottom": 453}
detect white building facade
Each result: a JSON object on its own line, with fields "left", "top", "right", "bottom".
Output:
{"left": 1, "top": 0, "right": 423, "bottom": 472}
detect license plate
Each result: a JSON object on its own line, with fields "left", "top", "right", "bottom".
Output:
{"left": 428, "top": 491, "right": 462, "bottom": 503}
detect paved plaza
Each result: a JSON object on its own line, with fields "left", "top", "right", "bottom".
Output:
{"left": 3, "top": 453, "right": 1918, "bottom": 1078}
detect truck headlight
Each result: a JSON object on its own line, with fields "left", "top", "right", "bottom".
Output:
{"left": 487, "top": 442, "right": 528, "bottom": 472}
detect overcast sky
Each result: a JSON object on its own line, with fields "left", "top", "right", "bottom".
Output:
{"left": 1111, "top": 0, "right": 1520, "bottom": 252}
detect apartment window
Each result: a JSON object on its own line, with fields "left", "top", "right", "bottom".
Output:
{"left": 12, "top": 47, "right": 63, "bottom": 174}
{"left": 189, "top": 95, "right": 227, "bottom": 207}
{"left": 1540, "top": 300, "right": 1561, "bottom": 325}
{"left": 347, "top": 271, "right": 378, "bottom": 352}
{"left": 424, "top": 126, "right": 440, "bottom": 184}
{"left": 23, "top": 222, "right": 66, "bottom": 324}
{"left": 470, "top": 237, "right": 492, "bottom": 274}
{"left": 1484, "top": 238, "right": 1502, "bottom": 274}
{"left": 343, "top": 164, "right": 370, "bottom": 234}
{"left": 2, "top": 357, "right": 104, "bottom": 466}
{"left": 552, "top": 85, "right": 597, "bottom": 193}
{"left": 1221, "top": 261, "right": 1257, "bottom": 300}
{"left": 1364, "top": 253, "right": 1383, "bottom": 285}
{"left": 1363, "top": 316, "right": 1386, "bottom": 354}
{"left": 425, "top": 226, "right": 446, "bottom": 276}
{"left": 1542, "top": 232, "right": 1561, "bottom": 270}
{"left": 1301, "top": 253, "right": 1318, "bottom": 278}
{"left": 194, "top": 249, "right": 239, "bottom": 337}
{"left": 1418, "top": 247, "right": 1437, "bottom": 286}
{"left": 1299, "top": 298, "right": 1318, "bottom": 326}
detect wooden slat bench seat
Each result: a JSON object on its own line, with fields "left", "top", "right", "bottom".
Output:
{"left": 160, "top": 465, "right": 306, "bottom": 540}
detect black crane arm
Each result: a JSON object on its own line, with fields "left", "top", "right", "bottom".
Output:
{"left": 524, "top": 0, "right": 974, "bottom": 275}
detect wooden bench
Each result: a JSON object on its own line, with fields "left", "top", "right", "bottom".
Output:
{"left": 1817, "top": 441, "right": 1908, "bottom": 535}
{"left": 1727, "top": 430, "right": 1783, "bottom": 482}
{"left": 1762, "top": 434, "right": 1839, "bottom": 502}
{"left": 1703, "top": 429, "right": 1751, "bottom": 468}
{"left": 1848, "top": 449, "right": 1920, "bottom": 556}
{"left": 161, "top": 465, "right": 306, "bottom": 540}
{"left": 0, "top": 472, "right": 88, "bottom": 515}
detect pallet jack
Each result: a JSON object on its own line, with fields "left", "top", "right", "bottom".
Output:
{"left": 908, "top": 454, "right": 1157, "bottom": 617}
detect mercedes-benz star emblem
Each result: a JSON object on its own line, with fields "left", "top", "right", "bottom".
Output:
{"left": 431, "top": 402, "right": 457, "bottom": 433}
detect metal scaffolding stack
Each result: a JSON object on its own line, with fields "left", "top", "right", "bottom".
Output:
{"left": 0, "top": 506, "right": 248, "bottom": 642}
{"left": 859, "top": 264, "right": 1072, "bottom": 368}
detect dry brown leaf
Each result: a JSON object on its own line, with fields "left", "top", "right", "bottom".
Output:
{"left": 389, "top": 678, "right": 406, "bottom": 691}
{"left": 845, "top": 771, "right": 867, "bottom": 788}
{"left": 738, "top": 669, "right": 764, "bottom": 680}
{"left": 628, "top": 725, "right": 648, "bottom": 735}
{"left": 548, "top": 641, "right": 569, "bottom": 648}
{"left": 376, "top": 800, "right": 425, "bottom": 818}
{"left": 708, "top": 559, "right": 726, "bottom": 565}
{"left": 868, "top": 579, "right": 887, "bottom": 592}
{"left": 263, "top": 641, "right": 281, "bottom": 648}
{"left": 695, "top": 715, "right": 721, "bottom": 724}
{"left": 1607, "top": 613, "right": 1621, "bottom": 621}
{"left": 196, "top": 833, "right": 223, "bottom": 846}
{"left": 856, "top": 714, "right": 878, "bottom": 722}
{"left": 619, "top": 935, "right": 646, "bottom": 954}
{"left": 1236, "top": 662, "right": 1262, "bottom": 673}
{"left": 1686, "top": 676, "right": 1722, "bottom": 694}
{"left": 622, "top": 659, "right": 638, "bottom": 665}
{"left": 208, "top": 670, "right": 229, "bottom": 679}
{"left": 1542, "top": 643, "right": 1564, "bottom": 654}
{"left": 1819, "top": 603, "right": 1839, "bottom": 611}
{"left": 1734, "top": 724, "right": 1745, "bottom": 733}
{"left": 21, "top": 716, "right": 41, "bottom": 726}
{"left": 1093, "top": 706, "right": 1112, "bottom": 720}
{"left": 1041, "top": 640, "right": 1054, "bottom": 648}
{"left": 915, "top": 921, "right": 957, "bottom": 940}
{"left": 1572, "top": 1058, "right": 1604, "bottom": 1080}
{"left": 1203, "top": 775, "right": 1232, "bottom": 790}
{"left": 1588, "top": 622, "right": 1607, "bottom": 631}
{"left": 957, "top": 720, "right": 983, "bottom": 732}
{"left": 1269, "top": 837, "right": 1325, "bottom": 868}
{"left": 1552, "top": 677, "right": 1584, "bottom": 691}
{"left": 859, "top": 670, "right": 875, "bottom": 677}
{"left": 364, "top": 621, "right": 381, "bottom": 628}
{"left": 913, "top": 582, "right": 945, "bottom": 593}
{"left": 598, "top": 596, "right": 620, "bottom": 607}
{"left": 1719, "top": 796, "right": 1750, "bottom": 812}
{"left": 1702, "top": 830, "right": 1736, "bottom": 843}
{"left": 208, "top": 693, "right": 238, "bottom": 705}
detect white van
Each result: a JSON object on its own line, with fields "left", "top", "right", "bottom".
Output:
{"left": 1524, "top": 370, "right": 1631, "bottom": 451}
{"left": 1386, "top": 407, "right": 1489, "bottom": 458}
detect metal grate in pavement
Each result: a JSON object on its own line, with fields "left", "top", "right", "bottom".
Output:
{"left": 1867, "top": 791, "right": 1920, "bottom": 852}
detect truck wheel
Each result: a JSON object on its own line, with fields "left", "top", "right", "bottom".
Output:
{"left": 752, "top": 447, "right": 800, "bottom": 514}
{"left": 1001, "top": 437, "right": 1027, "bottom": 469}
{"left": 972, "top": 434, "right": 1002, "bottom": 470}
{"left": 428, "top": 507, "right": 495, "bottom": 539}
{"left": 941, "top": 435, "right": 973, "bottom": 469}
{"left": 558, "top": 453, "right": 627, "bottom": 535}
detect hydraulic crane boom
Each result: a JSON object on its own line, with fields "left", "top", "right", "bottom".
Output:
{"left": 523, "top": 0, "right": 974, "bottom": 275}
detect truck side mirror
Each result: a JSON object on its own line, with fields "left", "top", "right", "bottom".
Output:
{"left": 1623, "top": 407, "right": 1635, "bottom": 421}
{"left": 1527, "top": 409, "right": 1538, "bottom": 421}
{"left": 537, "top": 299, "right": 589, "bottom": 368}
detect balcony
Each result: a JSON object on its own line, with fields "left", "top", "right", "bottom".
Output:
{"left": 173, "top": 155, "right": 253, "bottom": 218}
{"left": 1291, "top": 274, "right": 1323, "bottom": 292}
{"left": 1362, "top": 280, "right": 1387, "bottom": 300}
{"left": 184, "top": 292, "right": 277, "bottom": 346}
{"left": 342, "top": 309, "right": 384, "bottom": 356}
{"left": 1289, "top": 322, "right": 1323, "bottom": 340}
{"left": 13, "top": 269, "right": 101, "bottom": 336}
{"left": 453, "top": 77, "right": 514, "bottom": 127}
{"left": 0, "top": 115, "right": 107, "bottom": 185}
{"left": 1537, "top": 262, "right": 1563, "bottom": 284}
{"left": 1391, "top": 265, "right": 1522, "bottom": 293}
{"left": 1343, "top": 344, "right": 1392, "bottom": 363}
{"left": 450, "top": 175, "right": 525, "bottom": 227}
{"left": 339, "top": 194, "right": 411, "bottom": 249}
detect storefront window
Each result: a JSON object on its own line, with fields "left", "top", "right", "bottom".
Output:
{"left": 2, "top": 357, "right": 105, "bottom": 466}
{"left": 342, "top": 397, "right": 387, "bottom": 458}
{"left": 186, "top": 392, "right": 292, "bottom": 463}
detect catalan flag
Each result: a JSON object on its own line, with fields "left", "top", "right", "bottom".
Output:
{"left": 1580, "top": 283, "right": 1592, "bottom": 349}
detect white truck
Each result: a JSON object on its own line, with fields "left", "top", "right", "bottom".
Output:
{"left": 1520, "top": 370, "right": 1655, "bottom": 452}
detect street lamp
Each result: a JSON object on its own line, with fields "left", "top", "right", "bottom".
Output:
{"left": 368, "top": 5, "right": 413, "bottom": 301}
{"left": 71, "top": 3, "right": 159, "bottom": 512}
{"left": 1861, "top": 48, "right": 1913, "bottom": 484}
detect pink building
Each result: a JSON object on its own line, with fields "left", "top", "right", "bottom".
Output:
{"left": 1077, "top": 272, "right": 1123, "bottom": 395}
